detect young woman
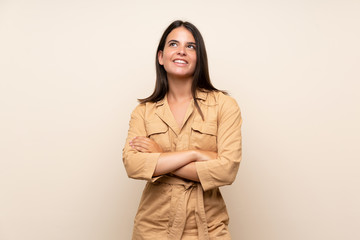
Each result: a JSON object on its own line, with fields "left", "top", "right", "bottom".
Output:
{"left": 123, "top": 20, "right": 242, "bottom": 240}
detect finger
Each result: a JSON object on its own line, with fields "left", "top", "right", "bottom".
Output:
{"left": 134, "top": 136, "right": 153, "bottom": 145}
{"left": 130, "top": 140, "right": 151, "bottom": 150}
{"left": 132, "top": 138, "right": 151, "bottom": 147}
{"left": 144, "top": 137, "right": 157, "bottom": 144}
{"left": 134, "top": 145, "right": 149, "bottom": 153}
{"left": 130, "top": 141, "right": 148, "bottom": 149}
{"left": 138, "top": 137, "right": 160, "bottom": 148}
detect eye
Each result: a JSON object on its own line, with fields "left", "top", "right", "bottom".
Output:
{"left": 187, "top": 44, "right": 196, "bottom": 49}
{"left": 169, "top": 42, "right": 177, "bottom": 47}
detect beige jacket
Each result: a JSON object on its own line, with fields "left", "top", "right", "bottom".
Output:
{"left": 123, "top": 90, "right": 242, "bottom": 240}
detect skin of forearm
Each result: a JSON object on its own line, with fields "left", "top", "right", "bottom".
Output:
{"left": 153, "top": 150, "right": 197, "bottom": 176}
{"left": 171, "top": 162, "right": 200, "bottom": 182}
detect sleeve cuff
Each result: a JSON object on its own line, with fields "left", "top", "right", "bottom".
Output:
{"left": 144, "top": 152, "right": 162, "bottom": 182}
{"left": 195, "top": 161, "right": 215, "bottom": 192}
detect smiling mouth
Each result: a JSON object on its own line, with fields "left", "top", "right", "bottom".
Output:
{"left": 173, "top": 59, "right": 188, "bottom": 64}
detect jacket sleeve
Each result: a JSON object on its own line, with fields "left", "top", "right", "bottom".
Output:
{"left": 195, "top": 95, "right": 242, "bottom": 191}
{"left": 122, "top": 104, "right": 161, "bottom": 181}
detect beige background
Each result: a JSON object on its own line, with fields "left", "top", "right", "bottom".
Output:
{"left": 1, "top": 0, "right": 359, "bottom": 239}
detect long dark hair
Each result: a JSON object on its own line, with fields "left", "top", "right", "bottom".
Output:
{"left": 139, "top": 20, "right": 224, "bottom": 118}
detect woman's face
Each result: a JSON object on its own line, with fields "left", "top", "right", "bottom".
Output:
{"left": 158, "top": 26, "right": 197, "bottom": 79}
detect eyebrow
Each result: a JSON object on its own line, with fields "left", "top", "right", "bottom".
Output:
{"left": 167, "top": 40, "right": 197, "bottom": 45}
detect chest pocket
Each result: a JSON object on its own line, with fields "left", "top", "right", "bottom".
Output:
{"left": 145, "top": 121, "right": 171, "bottom": 152}
{"left": 190, "top": 121, "right": 218, "bottom": 151}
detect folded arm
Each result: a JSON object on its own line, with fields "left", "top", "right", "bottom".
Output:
{"left": 130, "top": 136, "right": 216, "bottom": 181}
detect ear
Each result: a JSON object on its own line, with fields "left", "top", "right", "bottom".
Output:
{"left": 158, "top": 50, "right": 164, "bottom": 65}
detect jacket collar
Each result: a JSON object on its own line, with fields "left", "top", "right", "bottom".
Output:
{"left": 195, "top": 89, "right": 208, "bottom": 101}
{"left": 155, "top": 89, "right": 208, "bottom": 107}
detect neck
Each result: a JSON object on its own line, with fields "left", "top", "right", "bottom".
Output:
{"left": 167, "top": 75, "right": 193, "bottom": 102}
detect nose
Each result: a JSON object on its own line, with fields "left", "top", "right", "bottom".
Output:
{"left": 177, "top": 45, "right": 186, "bottom": 56}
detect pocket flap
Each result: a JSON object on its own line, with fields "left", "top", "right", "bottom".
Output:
{"left": 191, "top": 121, "right": 217, "bottom": 135}
{"left": 146, "top": 122, "right": 169, "bottom": 136}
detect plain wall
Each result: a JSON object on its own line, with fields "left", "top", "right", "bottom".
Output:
{"left": 1, "top": 0, "right": 359, "bottom": 239}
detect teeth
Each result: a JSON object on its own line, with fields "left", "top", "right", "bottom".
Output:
{"left": 174, "top": 60, "right": 187, "bottom": 64}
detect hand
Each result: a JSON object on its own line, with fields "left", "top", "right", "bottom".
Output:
{"left": 195, "top": 150, "right": 218, "bottom": 161}
{"left": 129, "top": 136, "right": 163, "bottom": 153}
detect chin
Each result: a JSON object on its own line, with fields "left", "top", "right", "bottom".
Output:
{"left": 170, "top": 72, "right": 194, "bottom": 79}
